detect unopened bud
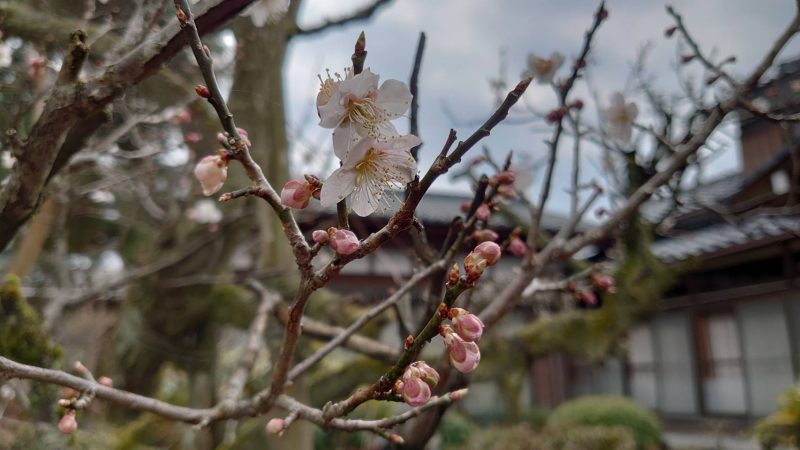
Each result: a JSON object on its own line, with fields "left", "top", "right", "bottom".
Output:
{"left": 447, "top": 263, "right": 460, "bottom": 285}
{"left": 58, "top": 410, "right": 78, "bottom": 434}
{"left": 464, "top": 241, "right": 502, "bottom": 281}
{"left": 312, "top": 230, "right": 329, "bottom": 245}
{"left": 450, "top": 388, "right": 469, "bottom": 401}
{"left": 328, "top": 228, "right": 359, "bottom": 256}
{"left": 195, "top": 84, "right": 211, "bottom": 98}
{"left": 665, "top": 25, "right": 677, "bottom": 38}
{"left": 389, "top": 434, "right": 405, "bottom": 444}
{"left": 475, "top": 203, "right": 491, "bottom": 221}
{"left": 98, "top": 376, "right": 113, "bottom": 388}
{"left": 265, "top": 418, "right": 285, "bottom": 436}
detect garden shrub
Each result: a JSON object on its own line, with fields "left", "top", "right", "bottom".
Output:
{"left": 548, "top": 395, "right": 661, "bottom": 450}
{"left": 754, "top": 381, "right": 800, "bottom": 449}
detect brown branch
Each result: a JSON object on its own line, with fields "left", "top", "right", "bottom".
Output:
{"left": 527, "top": 1, "right": 607, "bottom": 259}
{"left": 290, "top": 0, "right": 393, "bottom": 37}
{"left": 666, "top": 5, "right": 738, "bottom": 87}
{"left": 0, "top": 0, "right": 259, "bottom": 253}
{"left": 287, "top": 260, "right": 446, "bottom": 382}
{"left": 409, "top": 32, "right": 426, "bottom": 160}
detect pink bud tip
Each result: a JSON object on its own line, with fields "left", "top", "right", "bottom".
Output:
{"left": 312, "top": 230, "right": 329, "bottom": 244}
{"left": 98, "top": 376, "right": 113, "bottom": 388}
{"left": 475, "top": 204, "right": 491, "bottom": 221}
{"left": 507, "top": 236, "right": 528, "bottom": 257}
{"left": 328, "top": 228, "right": 359, "bottom": 256}
{"left": 265, "top": 418, "right": 285, "bottom": 435}
{"left": 73, "top": 361, "right": 88, "bottom": 374}
{"left": 450, "top": 388, "right": 469, "bottom": 401}
{"left": 280, "top": 179, "right": 314, "bottom": 209}
{"left": 58, "top": 411, "right": 78, "bottom": 434}
{"left": 450, "top": 308, "right": 485, "bottom": 342}
{"left": 464, "top": 241, "right": 502, "bottom": 280}
{"left": 389, "top": 434, "right": 405, "bottom": 444}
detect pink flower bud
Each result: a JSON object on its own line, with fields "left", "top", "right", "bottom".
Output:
{"left": 195, "top": 84, "right": 211, "bottom": 98}
{"left": 328, "top": 228, "right": 359, "bottom": 255}
{"left": 464, "top": 241, "right": 502, "bottom": 280}
{"left": 460, "top": 201, "right": 471, "bottom": 214}
{"left": 98, "top": 376, "right": 113, "bottom": 387}
{"left": 471, "top": 229, "right": 499, "bottom": 243}
{"left": 280, "top": 179, "right": 314, "bottom": 209}
{"left": 507, "top": 236, "right": 527, "bottom": 257}
{"left": 407, "top": 361, "right": 440, "bottom": 389}
{"left": 475, "top": 204, "right": 491, "bottom": 221}
{"left": 265, "top": 418, "right": 285, "bottom": 435}
{"left": 590, "top": 272, "right": 616, "bottom": 294}
{"left": 443, "top": 331, "right": 481, "bottom": 373}
{"left": 449, "top": 308, "right": 485, "bottom": 342}
{"left": 450, "top": 388, "right": 469, "bottom": 401}
{"left": 400, "top": 375, "right": 431, "bottom": 407}
{"left": 58, "top": 410, "right": 78, "bottom": 434}
{"left": 389, "top": 434, "right": 405, "bottom": 444}
{"left": 194, "top": 155, "right": 228, "bottom": 196}
{"left": 312, "top": 230, "right": 329, "bottom": 244}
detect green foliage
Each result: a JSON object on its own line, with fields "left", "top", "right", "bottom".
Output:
{"left": 754, "top": 380, "right": 800, "bottom": 449}
{"left": 522, "top": 406, "right": 550, "bottom": 430}
{"left": 457, "top": 423, "right": 636, "bottom": 450}
{"left": 548, "top": 395, "right": 662, "bottom": 450}
{"left": 0, "top": 275, "right": 61, "bottom": 365}
{"left": 518, "top": 218, "right": 683, "bottom": 361}
{"left": 440, "top": 411, "right": 476, "bottom": 447}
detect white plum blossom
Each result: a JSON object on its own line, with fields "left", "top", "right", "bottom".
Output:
{"left": 603, "top": 92, "right": 639, "bottom": 143}
{"left": 320, "top": 133, "right": 419, "bottom": 217}
{"left": 523, "top": 51, "right": 565, "bottom": 84}
{"left": 187, "top": 199, "right": 223, "bottom": 224}
{"left": 317, "top": 69, "right": 412, "bottom": 144}
{"left": 242, "top": 0, "right": 289, "bottom": 27}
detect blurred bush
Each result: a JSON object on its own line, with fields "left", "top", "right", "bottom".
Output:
{"left": 457, "top": 423, "right": 635, "bottom": 450}
{"left": 548, "top": 395, "right": 661, "bottom": 450}
{"left": 754, "top": 381, "right": 800, "bottom": 449}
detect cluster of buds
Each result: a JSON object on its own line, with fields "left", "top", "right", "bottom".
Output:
{"left": 280, "top": 175, "right": 322, "bottom": 209}
{"left": 56, "top": 362, "right": 114, "bottom": 435}
{"left": 319, "top": 227, "right": 359, "bottom": 255}
{"left": 194, "top": 149, "right": 229, "bottom": 196}
{"left": 394, "top": 361, "right": 440, "bottom": 406}
{"left": 463, "top": 241, "right": 502, "bottom": 281}
{"left": 566, "top": 268, "right": 617, "bottom": 310}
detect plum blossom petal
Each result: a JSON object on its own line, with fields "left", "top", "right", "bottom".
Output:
{"left": 523, "top": 52, "right": 565, "bottom": 84}
{"left": 376, "top": 79, "right": 412, "bottom": 118}
{"left": 320, "top": 168, "right": 357, "bottom": 207}
{"left": 318, "top": 69, "right": 410, "bottom": 140}
{"left": 321, "top": 134, "right": 420, "bottom": 217}
{"left": 603, "top": 92, "right": 639, "bottom": 143}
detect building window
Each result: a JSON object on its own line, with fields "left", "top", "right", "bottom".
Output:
{"left": 695, "top": 312, "right": 747, "bottom": 415}
{"left": 629, "top": 325, "right": 657, "bottom": 409}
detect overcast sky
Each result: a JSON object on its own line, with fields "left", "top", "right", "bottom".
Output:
{"left": 280, "top": 0, "right": 800, "bottom": 215}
